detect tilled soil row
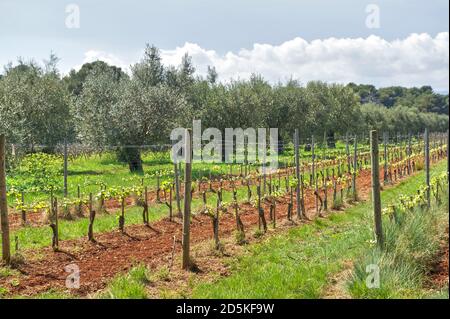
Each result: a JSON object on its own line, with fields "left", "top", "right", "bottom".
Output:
{"left": 0, "top": 169, "right": 378, "bottom": 297}
{"left": 8, "top": 168, "right": 299, "bottom": 231}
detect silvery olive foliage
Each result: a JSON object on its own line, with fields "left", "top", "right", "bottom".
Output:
{"left": 72, "top": 66, "right": 125, "bottom": 149}
{"left": 0, "top": 56, "right": 73, "bottom": 149}
{"left": 113, "top": 81, "right": 187, "bottom": 146}
{"left": 0, "top": 46, "right": 448, "bottom": 172}
{"left": 73, "top": 45, "right": 188, "bottom": 148}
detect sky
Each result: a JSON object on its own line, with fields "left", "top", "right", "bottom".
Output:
{"left": 0, "top": 0, "right": 449, "bottom": 91}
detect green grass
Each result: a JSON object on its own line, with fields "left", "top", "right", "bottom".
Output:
{"left": 348, "top": 189, "right": 448, "bottom": 298}
{"left": 3, "top": 161, "right": 445, "bottom": 299}
{"left": 8, "top": 151, "right": 246, "bottom": 204}
{"left": 98, "top": 264, "right": 150, "bottom": 299}
{"left": 7, "top": 140, "right": 378, "bottom": 205}
{"left": 188, "top": 160, "right": 448, "bottom": 299}
{"left": 5, "top": 142, "right": 391, "bottom": 254}
{"left": 12, "top": 289, "right": 72, "bottom": 299}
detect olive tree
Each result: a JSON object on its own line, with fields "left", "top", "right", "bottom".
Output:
{"left": 72, "top": 66, "right": 125, "bottom": 149}
{"left": 0, "top": 59, "right": 73, "bottom": 150}
{"left": 73, "top": 49, "right": 188, "bottom": 172}
{"left": 112, "top": 81, "right": 187, "bottom": 172}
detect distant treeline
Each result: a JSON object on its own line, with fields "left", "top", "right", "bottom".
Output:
{"left": 0, "top": 45, "right": 448, "bottom": 171}
{"left": 348, "top": 83, "right": 449, "bottom": 114}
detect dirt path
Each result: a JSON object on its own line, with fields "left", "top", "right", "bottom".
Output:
{"left": 427, "top": 227, "right": 449, "bottom": 289}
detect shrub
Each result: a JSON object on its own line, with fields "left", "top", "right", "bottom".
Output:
{"left": 13, "top": 153, "right": 62, "bottom": 192}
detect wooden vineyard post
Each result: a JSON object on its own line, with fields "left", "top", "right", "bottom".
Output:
{"left": 294, "top": 130, "right": 302, "bottom": 219}
{"left": 88, "top": 193, "right": 96, "bottom": 242}
{"left": 119, "top": 196, "right": 125, "bottom": 233}
{"left": 370, "top": 130, "right": 384, "bottom": 248}
{"left": 407, "top": 132, "right": 412, "bottom": 175}
{"left": 174, "top": 162, "right": 182, "bottom": 218}
{"left": 145, "top": 186, "right": 149, "bottom": 223}
{"left": 165, "top": 187, "right": 173, "bottom": 221}
{"left": 76, "top": 185, "right": 82, "bottom": 217}
{"left": 0, "top": 134, "right": 11, "bottom": 264}
{"left": 352, "top": 135, "right": 358, "bottom": 201}
{"left": 425, "top": 128, "right": 430, "bottom": 208}
{"left": 50, "top": 197, "right": 59, "bottom": 251}
{"left": 312, "top": 135, "right": 318, "bottom": 214}
{"left": 55, "top": 198, "right": 60, "bottom": 244}
{"left": 256, "top": 185, "right": 267, "bottom": 232}
{"left": 156, "top": 173, "right": 161, "bottom": 203}
{"left": 346, "top": 132, "right": 351, "bottom": 173}
{"left": 263, "top": 149, "right": 267, "bottom": 195}
{"left": 21, "top": 192, "right": 26, "bottom": 224}
{"left": 383, "top": 132, "right": 388, "bottom": 184}
{"left": 447, "top": 130, "right": 449, "bottom": 188}
{"left": 182, "top": 128, "right": 193, "bottom": 270}
{"left": 232, "top": 189, "right": 245, "bottom": 237}
{"left": 63, "top": 139, "right": 68, "bottom": 198}
{"left": 324, "top": 169, "right": 328, "bottom": 211}
{"left": 300, "top": 174, "right": 305, "bottom": 214}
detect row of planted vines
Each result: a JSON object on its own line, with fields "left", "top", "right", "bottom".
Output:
{"left": 0, "top": 130, "right": 448, "bottom": 296}
{"left": 3, "top": 131, "right": 448, "bottom": 251}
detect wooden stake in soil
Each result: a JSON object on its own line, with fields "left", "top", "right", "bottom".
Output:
{"left": 447, "top": 130, "right": 449, "bottom": 188}
{"left": 370, "top": 130, "right": 384, "bottom": 248}
{"left": 119, "top": 197, "right": 125, "bottom": 233}
{"left": 21, "top": 192, "right": 26, "bottom": 224}
{"left": 233, "top": 189, "right": 245, "bottom": 235}
{"left": 165, "top": 186, "right": 173, "bottom": 221}
{"left": 88, "top": 193, "right": 96, "bottom": 242}
{"left": 256, "top": 185, "right": 267, "bottom": 232}
{"left": 50, "top": 197, "right": 59, "bottom": 251}
{"left": 294, "top": 129, "right": 302, "bottom": 219}
{"left": 0, "top": 134, "right": 11, "bottom": 264}
{"left": 174, "top": 162, "right": 182, "bottom": 218}
{"left": 312, "top": 135, "right": 318, "bottom": 213}
{"left": 156, "top": 173, "right": 161, "bottom": 203}
{"left": 143, "top": 186, "right": 149, "bottom": 225}
{"left": 407, "top": 132, "right": 412, "bottom": 175}
{"left": 77, "top": 185, "right": 82, "bottom": 216}
{"left": 63, "top": 139, "right": 68, "bottom": 198}
{"left": 213, "top": 195, "right": 221, "bottom": 250}
{"left": 425, "top": 128, "right": 430, "bottom": 208}
{"left": 263, "top": 149, "right": 267, "bottom": 195}
{"left": 346, "top": 132, "right": 351, "bottom": 174}
{"left": 352, "top": 135, "right": 358, "bottom": 201}
{"left": 182, "top": 128, "right": 193, "bottom": 270}
{"left": 383, "top": 132, "right": 388, "bottom": 184}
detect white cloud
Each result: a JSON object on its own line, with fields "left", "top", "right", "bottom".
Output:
{"left": 80, "top": 33, "right": 449, "bottom": 90}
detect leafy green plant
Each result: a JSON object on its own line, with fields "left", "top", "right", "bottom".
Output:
{"left": 12, "top": 153, "right": 63, "bottom": 192}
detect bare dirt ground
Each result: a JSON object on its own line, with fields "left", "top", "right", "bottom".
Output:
{"left": 427, "top": 227, "right": 449, "bottom": 289}
{"left": 0, "top": 169, "right": 376, "bottom": 297}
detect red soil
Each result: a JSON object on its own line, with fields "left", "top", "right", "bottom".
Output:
{"left": 0, "top": 169, "right": 377, "bottom": 297}
{"left": 427, "top": 227, "right": 449, "bottom": 289}
{"left": 7, "top": 169, "right": 294, "bottom": 230}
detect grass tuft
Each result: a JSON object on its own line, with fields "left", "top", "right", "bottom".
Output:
{"left": 348, "top": 190, "right": 449, "bottom": 299}
{"left": 99, "top": 264, "right": 150, "bottom": 299}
